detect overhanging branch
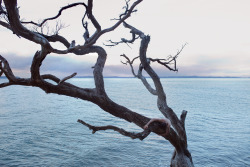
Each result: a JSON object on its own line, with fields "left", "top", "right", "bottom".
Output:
{"left": 78, "top": 119, "right": 151, "bottom": 140}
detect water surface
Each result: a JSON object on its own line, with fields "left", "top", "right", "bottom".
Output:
{"left": 0, "top": 78, "right": 249, "bottom": 166}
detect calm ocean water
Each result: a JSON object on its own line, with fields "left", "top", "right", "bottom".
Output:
{"left": 0, "top": 78, "right": 249, "bottom": 167}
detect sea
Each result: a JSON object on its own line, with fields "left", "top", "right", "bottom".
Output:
{"left": 0, "top": 78, "right": 249, "bottom": 167}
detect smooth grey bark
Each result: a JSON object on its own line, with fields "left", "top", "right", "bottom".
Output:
{"left": 0, "top": 0, "right": 194, "bottom": 166}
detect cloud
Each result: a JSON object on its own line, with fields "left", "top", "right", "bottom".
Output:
{"left": 2, "top": 52, "right": 249, "bottom": 78}
{"left": 0, "top": 53, "right": 94, "bottom": 77}
{"left": 41, "top": 54, "right": 94, "bottom": 76}
{"left": 1, "top": 53, "right": 32, "bottom": 70}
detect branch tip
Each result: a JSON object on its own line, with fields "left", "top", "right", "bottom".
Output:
{"left": 59, "top": 72, "right": 77, "bottom": 84}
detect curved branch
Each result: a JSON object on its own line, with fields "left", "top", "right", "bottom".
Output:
{"left": 30, "top": 49, "right": 49, "bottom": 82}
{"left": 21, "top": 3, "right": 87, "bottom": 27}
{"left": 137, "top": 65, "right": 157, "bottom": 95}
{"left": 78, "top": 119, "right": 151, "bottom": 141}
{"left": 86, "top": 0, "right": 101, "bottom": 32}
{"left": 85, "top": 46, "right": 107, "bottom": 95}
{"left": 0, "top": 55, "right": 16, "bottom": 82}
{"left": 0, "top": 55, "right": 32, "bottom": 87}
{"left": 41, "top": 34, "right": 70, "bottom": 48}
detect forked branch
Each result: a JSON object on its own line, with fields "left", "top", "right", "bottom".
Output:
{"left": 120, "top": 54, "right": 157, "bottom": 95}
{"left": 120, "top": 54, "right": 139, "bottom": 77}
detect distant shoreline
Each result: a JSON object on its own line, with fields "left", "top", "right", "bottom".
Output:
{"left": 1, "top": 76, "right": 249, "bottom": 79}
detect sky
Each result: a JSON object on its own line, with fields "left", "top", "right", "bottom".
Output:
{"left": 0, "top": 0, "right": 250, "bottom": 77}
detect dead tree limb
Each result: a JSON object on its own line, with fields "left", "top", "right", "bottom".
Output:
{"left": 78, "top": 119, "right": 151, "bottom": 140}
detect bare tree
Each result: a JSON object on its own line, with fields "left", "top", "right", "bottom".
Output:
{"left": 0, "top": 0, "right": 194, "bottom": 166}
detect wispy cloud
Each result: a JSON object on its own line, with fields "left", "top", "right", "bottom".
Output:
{"left": 2, "top": 52, "right": 249, "bottom": 78}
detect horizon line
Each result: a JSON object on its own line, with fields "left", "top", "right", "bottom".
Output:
{"left": 1, "top": 76, "right": 250, "bottom": 79}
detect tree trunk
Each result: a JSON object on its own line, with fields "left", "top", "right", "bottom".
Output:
{"left": 171, "top": 150, "right": 194, "bottom": 167}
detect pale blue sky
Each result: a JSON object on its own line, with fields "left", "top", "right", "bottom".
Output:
{"left": 0, "top": 0, "right": 249, "bottom": 77}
